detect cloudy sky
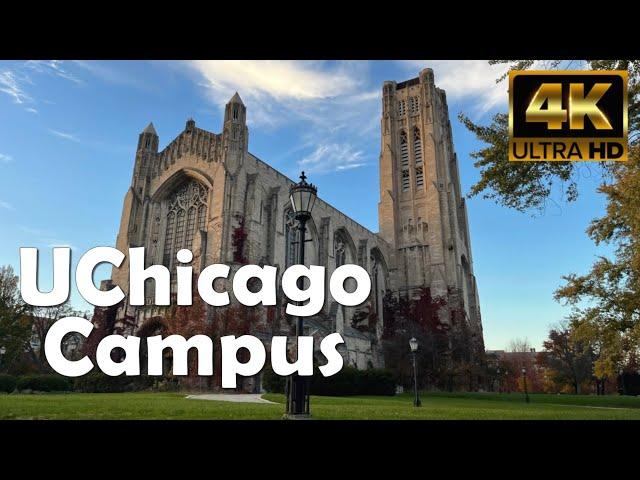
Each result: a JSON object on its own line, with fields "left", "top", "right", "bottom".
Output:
{"left": 0, "top": 60, "right": 611, "bottom": 350}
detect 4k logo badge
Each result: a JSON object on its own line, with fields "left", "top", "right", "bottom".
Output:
{"left": 509, "top": 70, "right": 628, "bottom": 161}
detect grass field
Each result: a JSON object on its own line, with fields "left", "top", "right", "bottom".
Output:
{"left": 2, "top": 391, "right": 640, "bottom": 420}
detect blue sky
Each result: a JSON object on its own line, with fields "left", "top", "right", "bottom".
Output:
{"left": 0, "top": 60, "right": 612, "bottom": 350}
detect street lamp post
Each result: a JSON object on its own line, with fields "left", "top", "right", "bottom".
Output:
{"left": 620, "top": 368, "right": 627, "bottom": 396}
{"left": 409, "top": 337, "right": 421, "bottom": 407}
{"left": 521, "top": 367, "right": 530, "bottom": 403}
{"left": 285, "top": 172, "right": 317, "bottom": 419}
{"left": 496, "top": 368, "right": 501, "bottom": 393}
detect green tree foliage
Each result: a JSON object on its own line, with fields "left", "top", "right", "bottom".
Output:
{"left": 555, "top": 145, "right": 640, "bottom": 374}
{"left": 539, "top": 324, "right": 594, "bottom": 394}
{"left": 460, "top": 60, "right": 640, "bottom": 213}
{"left": 461, "top": 60, "right": 640, "bottom": 383}
{"left": 459, "top": 112, "right": 577, "bottom": 212}
{"left": 0, "top": 266, "right": 32, "bottom": 373}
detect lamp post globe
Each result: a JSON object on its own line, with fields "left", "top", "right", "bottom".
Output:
{"left": 289, "top": 171, "right": 317, "bottom": 221}
{"left": 285, "top": 172, "right": 317, "bottom": 419}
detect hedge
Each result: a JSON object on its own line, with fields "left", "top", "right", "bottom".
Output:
{"left": 73, "top": 372, "right": 155, "bottom": 393}
{"left": 16, "top": 375, "right": 73, "bottom": 392}
{"left": 262, "top": 366, "right": 396, "bottom": 396}
{"left": 311, "top": 366, "right": 396, "bottom": 396}
{"left": 261, "top": 366, "right": 286, "bottom": 394}
{"left": 0, "top": 374, "right": 17, "bottom": 393}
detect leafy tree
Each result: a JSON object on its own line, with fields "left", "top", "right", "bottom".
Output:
{"left": 555, "top": 146, "right": 640, "bottom": 379}
{"left": 539, "top": 323, "right": 594, "bottom": 394}
{"left": 0, "top": 266, "right": 32, "bottom": 373}
{"left": 461, "top": 60, "right": 640, "bottom": 385}
{"left": 461, "top": 60, "right": 640, "bottom": 212}
{"left": 26, "top": 304, "right": 84, "bottom": 372}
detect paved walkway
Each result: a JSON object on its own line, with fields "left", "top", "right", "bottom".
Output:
{"left": 185, "top": 393, "right": 277, "bottom": 404}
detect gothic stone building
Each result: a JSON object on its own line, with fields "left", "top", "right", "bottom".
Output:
{"left": 103, "top": 68, "right": 483, "bottom": 370}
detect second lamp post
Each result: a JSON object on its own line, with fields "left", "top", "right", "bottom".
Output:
{"left": 285, "top": 172, "right": 317, "bottom": 418}
{"left": 409, "top": 337, "right": 421, "bottom": 407}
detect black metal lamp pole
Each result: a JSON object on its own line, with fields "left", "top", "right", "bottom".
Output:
{"left": 522, "top": 367, "right": 530, "bottom": 403}
{"left": 409, "top": 337, "right": 421, "bottom": 407}
{"left": 286, "top": 172, "right": 317, "bottom": 418}
{"left": 496, "top": 368, "right": 501, "bottom": 393}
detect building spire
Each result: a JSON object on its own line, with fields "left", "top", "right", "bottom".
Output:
{"left": 142, "top": 122, "right": 157, "bottom": 135}
{"left": 229, "top": 91, "right": 244, "bottom": 105}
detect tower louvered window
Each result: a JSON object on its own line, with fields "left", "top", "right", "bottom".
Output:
{"left": 414, "top": 128, "right": 424, "bottom": 189}
{"left": 162, "top": 180, "right": 208, "bottom": 269}
{"left": 400, "top": 131, "right": 409, "bottom": 169}
{"left": 400, "top": 130, "right": 410, "bottom": 192}
{"left": 402, "top": 170, "right": 410, "bottom": 191}
{"left": 409, "top": 96, "right": 419, "bottom": 114}
{"left": 397, "top": 99, "right": 406, "bottom": 116}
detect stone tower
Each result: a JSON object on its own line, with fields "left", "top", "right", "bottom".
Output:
{"left": 378, "top": 68, "right": 481, "bottom": 332}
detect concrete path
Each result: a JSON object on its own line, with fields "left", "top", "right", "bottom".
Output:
{"left": 185, "top": 393, "right": 277, "bottom": 404}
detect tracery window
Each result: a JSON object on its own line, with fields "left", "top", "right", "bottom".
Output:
{"left": 162, "top": 180, "right": 208, "bottom": 268}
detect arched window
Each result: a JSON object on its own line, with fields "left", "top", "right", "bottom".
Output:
{"left": 334, "top": 231, "right": 348, "bottom": 268}
{"left": 284, "top": 209, "right": 298, "bottom": 268}
{"left": 162, "top": 179, "right": 208, "bottom": 268}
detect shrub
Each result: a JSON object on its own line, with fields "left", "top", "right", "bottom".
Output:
{"left": 0, "top": 374, "right": 17, "bottom": 393}
{"left": 73, "top": 372, "right": 154, "bottom": 393}
{"left": 16, "top": 375, "right": 73, "bottom": 392}
{"left": 262, "top": 366, "right": 286, "bottom": 394}
{"left": 310, "top": 366, "right": 396, "bottom": 396}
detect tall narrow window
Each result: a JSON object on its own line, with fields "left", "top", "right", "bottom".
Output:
{"left": 400, "top": 131, "right": 409, "bottom": 169}
{"left": 413, "top": 128, "right": 422, "bottom": 165}
{"left": 284, "top": 209, "right": 298, "bottom": 268}
{"left": 185, "top": 207, "right": 196, "bottom": 250}
{"left": 163, "top": 213, "right": 175, "bottom": 267}
{"left": 400, "top": 130, "right": 410, "bottom": 192}
{"left": 414, "top": 128, "right": 424, "bottom": 189}
{"left": 197, "top": 204, "right": 206, "bottom": 231}
{"left": 162, "top": 179, "right": 208, "bottom": 269}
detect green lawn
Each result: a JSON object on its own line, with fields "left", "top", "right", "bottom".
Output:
{"left": 1, "top": 391, "right": 640, "bottom": 420}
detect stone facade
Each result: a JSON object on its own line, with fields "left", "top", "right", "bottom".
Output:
{"left": 104, "top": 68, "right": 483, "bottom": 370}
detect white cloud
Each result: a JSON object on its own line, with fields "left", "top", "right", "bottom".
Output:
{"left": 0, "top": 153, "right": 12, "bottom": 163}
{"left": 49, "top": 129, "right": 80, "bottom": 142}
{"left": 25, "top": 60, "right": 84, "bottom": 85}
{"left": 299, "top": 143, "right": 367, "bottom": 174}
{"left": 0, "top": 200, "right": 14, "bottom": 210}
{"left": 187, "top": 60, "right": 360, "bottom": 103}
{"left": 401, "top": 60, "right": 509, "bottom": 115}
{"left": 0, "top": 70, "right": 32, "bottom": 104}
{"left": 174, "top": 60, "right": 380, "bottom": 177}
